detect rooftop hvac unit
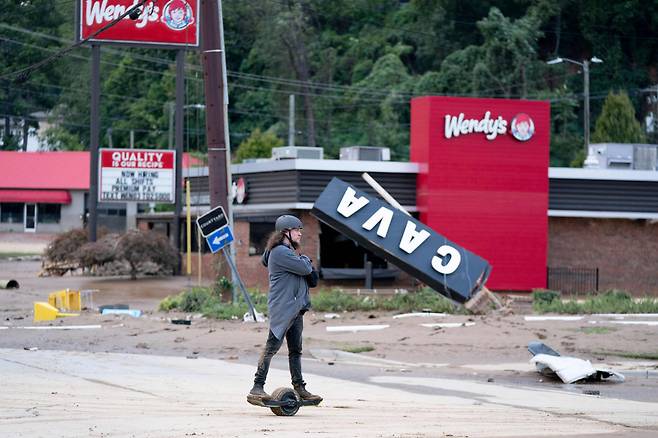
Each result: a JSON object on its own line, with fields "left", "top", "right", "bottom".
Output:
{"left": 634, "top": 145, "right": 658, "bottom": 170}
{"left": 271, "top": 146, "right": 323, "bottom": 160}
{"left": 241, "top": 158, "right": 271, "bottom": 164}
{"left": 605, "top": 144, "right": 633, "bottom": 169}
{"left": 339, "top": 146, "right": 391, "bottom": 161}
{"left": 586, "top": 143, "right": 658, "bottom": 170}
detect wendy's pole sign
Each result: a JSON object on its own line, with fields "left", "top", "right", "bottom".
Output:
{"left": 77, "top": 1, "right": 200, "bottom": 246}
{"left": 76, "top": 0, "right": 200, "bottom": 48}
{"left": 311, "top": 178, "right": 492, "bottom": 303}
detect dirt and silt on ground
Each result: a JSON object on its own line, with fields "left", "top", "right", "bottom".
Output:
{"left": 1, "top": 259, "right": 657, "bottom": 405}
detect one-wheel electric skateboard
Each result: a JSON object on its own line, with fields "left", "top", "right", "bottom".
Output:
{"left": 247, "top": 387, "right": 322, "bottom": 416}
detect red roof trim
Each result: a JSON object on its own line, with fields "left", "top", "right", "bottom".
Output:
{"left": 0, "top": 151, "right": 201, "bottom": 190}
{"left": 0, "top": 189, "right": 71, "bottom": 204}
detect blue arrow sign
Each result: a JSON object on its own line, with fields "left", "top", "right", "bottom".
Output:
{"left": 205, "top": 226, "right": 234, "bottom": 253}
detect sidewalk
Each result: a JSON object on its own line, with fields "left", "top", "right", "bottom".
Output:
{"left": 1, "top": 348, "right": 657, "bottom": 437}
{"left": 0, "top": 232, "right": 54, "bottom": 254}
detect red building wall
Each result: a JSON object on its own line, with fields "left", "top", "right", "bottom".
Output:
{"left": 410, "top": 96, "right": 550, "bottom": 291}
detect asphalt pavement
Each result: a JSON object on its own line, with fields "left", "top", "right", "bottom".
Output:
{"left": 2, "top": 348, "right": 657, "bottom": 438}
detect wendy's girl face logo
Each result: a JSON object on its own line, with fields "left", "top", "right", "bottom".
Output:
{"left": 510, "top": 113, "right": 535, "bottom": 142}
{"left": 162, "top": 0, "right": 194, "bottom": 31}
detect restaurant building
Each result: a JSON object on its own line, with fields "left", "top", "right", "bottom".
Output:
{"left": 172, "top": 97, "right": 658, "bottom": 295}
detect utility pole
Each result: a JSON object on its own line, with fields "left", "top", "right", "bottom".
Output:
{"left": 583, "top": 60, "right": 590, "bottom": 153}
{"left": 200, "top": 0, "right": 237, "bottom": 296}
{"left": 200, "top": 0, "right": 229, "bottom": 213}
{"left": 168, "top": 101, "right": 174, "bottom": 149}
{"left": 547, "top": 56, "right": 602, "bottom": 159}
{"left": 288, "top": 94, "right": 295, "bottom": 146}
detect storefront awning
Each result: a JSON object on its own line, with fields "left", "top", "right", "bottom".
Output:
{"left": 0, "top": 189, "right": 71, "bottom": 204}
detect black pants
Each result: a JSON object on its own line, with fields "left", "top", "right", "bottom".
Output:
{"left": 254, "top": 312, "right": 304, "bottom": 387}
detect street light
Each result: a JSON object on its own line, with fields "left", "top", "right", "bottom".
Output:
{"left": 547, "top": 56, "right": 603, "bottom": 159}
{"left": 167, "top": 103, "right": 206, "bottom": 149}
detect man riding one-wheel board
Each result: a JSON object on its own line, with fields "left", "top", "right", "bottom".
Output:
{"left": 247, "top": 215, "right": 323, "bottom": 416}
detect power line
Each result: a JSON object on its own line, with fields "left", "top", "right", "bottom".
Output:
{"left": 0, "top": 0, "right": 152, "bottom": 82}
{"left": 2, "top": 24, "right": 591, "bottom": 106}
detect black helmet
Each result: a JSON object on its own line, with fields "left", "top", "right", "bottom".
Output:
{"left": 275, "top": 215, "right": 303, "bottom": 232}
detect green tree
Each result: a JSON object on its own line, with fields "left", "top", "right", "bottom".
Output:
{"left": 235, "top": 128, "right": 283, "bottom": 163}
{"left": 0, "top": 0, "right": 69, "bottom": 150}
{"left": 535, "top": 86, "right": 583, "bottom": 167}
{"left": 592, "top": 91, "right": 646, "bottom": 144}
{"left": 39, "top": 125, "right": 84, "bottom": 151}
{"left": 101, "top": 53, "right": 176, "bottom": 149}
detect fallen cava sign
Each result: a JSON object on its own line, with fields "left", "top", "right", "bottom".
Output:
{"left": 311, "top": 178, "right": 491, "bottom": 303}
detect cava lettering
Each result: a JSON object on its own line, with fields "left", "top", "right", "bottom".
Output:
{"left": 336, "top": 186, "right": 461, "bottom": 275}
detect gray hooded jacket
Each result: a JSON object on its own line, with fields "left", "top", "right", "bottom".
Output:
{"left": 261, "top": 244, "right": 313, "bottom": 340}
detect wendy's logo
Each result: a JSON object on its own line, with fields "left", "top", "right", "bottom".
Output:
{"left": 510, "top": 113, "right": 535, "bottom": 142}
{"left": 162, "top": 0, "right": 194, "bottom": 31}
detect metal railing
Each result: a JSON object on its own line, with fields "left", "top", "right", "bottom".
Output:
{"left": 547, "top": 267, "right": 599, "bottom": 294}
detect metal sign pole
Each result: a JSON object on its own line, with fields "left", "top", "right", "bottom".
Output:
{"left": 172, "top": 49, "right": 185, "bottom": 273}
{"left": 221, "top": 247, "right": 257, "bottom": 322}
{"left": 88, "top": 44, "right": 100, "bottom": 242}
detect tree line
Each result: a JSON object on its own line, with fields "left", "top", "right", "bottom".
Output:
{"left": 1, "top": 0, "right": 656, "bottom": 166}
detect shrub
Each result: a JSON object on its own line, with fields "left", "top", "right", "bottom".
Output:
{"left": 159, "top": 287, "right": 461, "bottom": 319}
{"left": 533, "top": 289, "right": 658, "bottom": 314}
{"left": 532, "top": 289, "right": 561, "bottom": 305}
{"left": 76, "top": 233, "right": 119, "bottom": 271}
{"left": 158, "top": 287, "right": 268, "bottom": 319}
{"left": 179, "top": 287, "right": 219, "bottom": 312}
{"left": 116, "top": 230, "right": 179, "bottom": 279}
{"left": 311, "top": 288, "right": 459, "bottom": 313}
{"left": 159, "top": 292, "right": 184, "bottom": 311}
{"left": 44, "top": 228, "right": 87, "bottom": 264}
{"left": 311, "top": 289, "right": 374, "bottom": 312}
{"left": 379, "top": 288, "right": 458, "bottom": 313}
{"left": 213, "top": 276, "right": 234, "bottom": 299}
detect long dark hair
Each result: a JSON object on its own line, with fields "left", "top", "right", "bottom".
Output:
{"left": 265, "top": 229, "right": 299, "bottom": 251}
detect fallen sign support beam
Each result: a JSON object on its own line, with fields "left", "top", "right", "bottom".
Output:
{"left": 311, "top": 177, "right": 492, "bottom": 305}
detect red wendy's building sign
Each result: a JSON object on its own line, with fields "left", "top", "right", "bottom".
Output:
{"left": 77, "top": 0, "right": 200, "bottom": 47}
{"left": 411, "top": 96, "right": 550, "bottom": 291}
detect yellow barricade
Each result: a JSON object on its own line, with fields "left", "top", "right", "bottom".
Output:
{"left": 47, "top": 289, "right": 81, "bottom": 311}
{"left": 34, "top": 302, "right": 79, "bottom": 322}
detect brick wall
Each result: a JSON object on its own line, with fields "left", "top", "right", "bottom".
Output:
{"left": 182, "top": 251, "right": 218, "bottom": 283}
{"left": 549, "top": 217, "right": 658, "bottom": 295}
{"left": 233, "top": 219, "right": 269, "bottom": 291}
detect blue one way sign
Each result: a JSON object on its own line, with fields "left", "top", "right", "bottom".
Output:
{"left": 205, "top": 226, "right": 234, "bottom": 253}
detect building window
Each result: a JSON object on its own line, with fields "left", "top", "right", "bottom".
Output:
{"left": 0, "top": 203, "right": 23, "bottom": 223}
{"left": 37, "top": 204, "right": 61, "bottom": 224}
{"left": 319, "top": 223, "right": 387, "bottom": 269}
{"left": 100, "top": 208, "right": 126, "bottom": 217}
{"left": 249, "top": 222, "right": 275, "bottom": 255}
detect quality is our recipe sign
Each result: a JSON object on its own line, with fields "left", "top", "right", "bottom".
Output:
{"left": 99, "top": 148, "right": 176, "bottom": 203}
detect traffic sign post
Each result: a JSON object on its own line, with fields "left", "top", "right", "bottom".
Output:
{"left": 195, "top": 206, "right": 258, "bottom": 322}
{"left": 205, "top": 226, "right": 234, "bottom": 253}
{"left": 221, "top": 247, "right": 258, "bottom": 322}
{"left": 196, "top": 205, "right": 229, "bottom": 237}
